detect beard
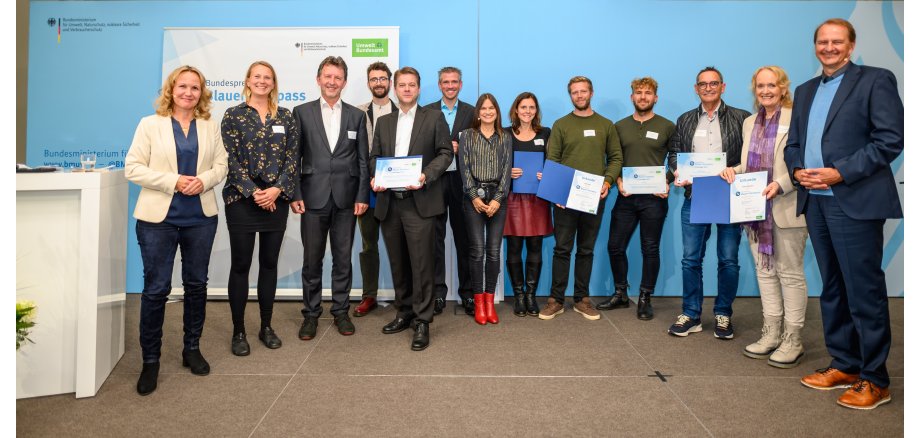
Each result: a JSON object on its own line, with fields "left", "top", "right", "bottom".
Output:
{"left": 371, "top": 86, "right": 389, "bottom": 99}
{"left": 573, "top": 98, "right": 591, "bottom": 111}
{"left": 633, "top": 100, "right": 655, "bottom": 113}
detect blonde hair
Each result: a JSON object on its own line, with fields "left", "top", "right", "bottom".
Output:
{"left": 242, "top": 61, "right": 279, "bottom": 119}
{"left": 750, "top": 65, "right": 793, "bottom": 110}
{"left": 155, "top": 65, "right": 212, "bottom": 120}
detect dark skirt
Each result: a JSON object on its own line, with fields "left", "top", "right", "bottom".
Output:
{"left": 503, "top": 193, "right": 553, "bottom": 237}
{"left": 225, "top": 197, "right": 289, "bottom": 233}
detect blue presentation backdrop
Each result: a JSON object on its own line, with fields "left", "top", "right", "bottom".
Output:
{"left": 26, "top": 1, "right": 904, "bottom": 298}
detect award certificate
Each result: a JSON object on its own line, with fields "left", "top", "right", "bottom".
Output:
{"left": 729, "top": 171, "right": 768, "bottom": 223}
{"left": 565, "top": 170, "right": 603, "bottom": 214}
{"left": 622, "top": 166, "right": 667, "bottom": 194}
{"left": 374, "top": 156, "right": 423, "bottom": 189}
{"left": 676, "top": 152, "right": 726, "bottom": 183}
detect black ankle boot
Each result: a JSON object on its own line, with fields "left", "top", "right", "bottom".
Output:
{"left": 182, "top": 349, "right": 211, "bottom": 375}
{"left": 507, "top": 261, "right": 526, "bottom": 317}
{"left": 524, "top": 260, "right": 542, "bottom": 316}
{"left": 137, "top": 362, "right": 160, "bottom": 396}
{"left": 597, "top": 285, "right": 630, "bottom": 310}
{"left": 637, "top": 288, "right": 654, "bottom": 320}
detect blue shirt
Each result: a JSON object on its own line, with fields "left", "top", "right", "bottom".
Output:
{"left": 440, "top": 99, "right": 458, "bottom": 133}
{"left": 803, "top": 74, "right": 844, "bottom": 196}
{"left": 166, "top": 118, "right": 213, "bottom": 226}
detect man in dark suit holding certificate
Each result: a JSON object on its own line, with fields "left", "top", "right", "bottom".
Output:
{"left": 370, "top": 66, "right": 453, "bottom": 351}
{"left": 291, "top": 56, "right": 369, "bottom": 340}
{"left": 787, "top": 18, "right": 903, "bottom": 410}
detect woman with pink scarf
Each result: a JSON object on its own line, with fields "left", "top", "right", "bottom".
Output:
{"left": 720, "top": 66, "right": 808, "bottom": 368}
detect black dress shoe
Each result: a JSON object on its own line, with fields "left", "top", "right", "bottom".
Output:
{"left": 137, "top": 362, "right": 159, "bottom": 396}
{"left": 231, "top": 332, "right": 250, "bottom": 356}
{"left": 463, "top": 298, "right": 476, "bottom": 316}
{"left": 299, "top": 316, "right": 319, "bottom": 340}
{"left": 259, "top": 326, "right": 282, "bottom": 349}
{"left": 637, "top": 290, "right": 654, "bottom": 320}
{"left": 182, "top": 349, "right": 210, "bottom": 376}
{"left": 597, "top": 291, "right": 630, "bottom": 310}
{"left": 334, "top": 314, "right": 356, "bottom": 336}
{"left": 411, "top": 321, "right": 429, "bottom": 351}
{"left": 433, "top": 298, "right": 446, "bottom": 315}
{"left": 382, "top": 316, "right": 412, "bottom": 334}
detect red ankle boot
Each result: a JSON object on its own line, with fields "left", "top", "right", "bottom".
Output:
{"left": 484, "top": 292, "right": 499, "bottom": 324}
{"left": 473, "top": 293, "right": 487, "bottom": 325}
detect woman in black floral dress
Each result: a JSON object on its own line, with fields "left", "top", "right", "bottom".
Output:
{"left": 221, "top": 61, "right": 299, "bottom": 356}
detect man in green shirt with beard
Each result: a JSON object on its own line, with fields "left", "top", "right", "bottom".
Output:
{"left": 539, "top": 76, "right": 623, "bottom": 321}
{"left": 596, "top": 77, "right": 675, "bottom": 321}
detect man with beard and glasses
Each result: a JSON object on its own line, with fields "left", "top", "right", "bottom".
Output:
{"left": 667, "top": 66, "right": 750, "bottom": 339}
{"left": 597, "top": 77, "right": 675, "bottom": 321}
{"left": 539, "top": 75, "right": 623, "bottom": 321}
{"left": 353, "top": 62, "right": 398, "bottom": 318}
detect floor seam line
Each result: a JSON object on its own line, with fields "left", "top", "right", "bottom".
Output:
{"left": 247, "top": 324, "right": 332, "bottom": 438}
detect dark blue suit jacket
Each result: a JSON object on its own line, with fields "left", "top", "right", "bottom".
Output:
{"left": 784, "top": 63, "right": 903, "bottom": 220}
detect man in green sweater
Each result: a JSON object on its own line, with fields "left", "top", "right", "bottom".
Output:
{"left": 539, "top": 76, "right": 623, "bottom": 321}
{"left": 596, "top": 77, "right": 675, "bottom": 320}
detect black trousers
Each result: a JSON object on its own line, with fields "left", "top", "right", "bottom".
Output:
{"left": 380, "top": 196, "right": 436, "bottom": 323}
{"left": 300, "top": 195, "right": 357, "bottom": 318}
{"left": 228, "top": 229, "right": 285, "bottom": 333}
{"left": 434, "top": 171, "right": 472, "bottom": 301}
{"left": 357, "top": 205, "right": 380, "bottom": 298}
{"left": 549, "top": 199, "right": 606, "bottom": 303}
{"left": 606, "top": 194, "right": 668, "bottom": 292}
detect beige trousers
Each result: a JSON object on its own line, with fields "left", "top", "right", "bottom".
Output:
{"left": 747, "top": 225, "right": 809, "bottom": 328}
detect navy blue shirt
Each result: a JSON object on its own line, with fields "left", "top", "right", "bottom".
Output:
{"left": 166, "top": 118, "right": 214, "bottom": 226}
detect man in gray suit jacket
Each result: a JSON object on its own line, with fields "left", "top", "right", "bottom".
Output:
{"left": 370, "top": 66, "right": 453, "bottom": 351}
{"left": 291, "top": 56, "right": 369, "bottom": 340}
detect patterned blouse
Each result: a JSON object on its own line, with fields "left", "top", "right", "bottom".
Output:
{"left": 458, "top": 127, "right": 512, "bottom": 202}
{"left": 220, "top": 102, "right": 300, "bottom": 205}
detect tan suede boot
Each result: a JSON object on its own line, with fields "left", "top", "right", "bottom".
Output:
{"left": 768, "top": 323, "right": 804, "bottom": 368}
{"left": 743, "top": 315, "right": 782, "bottom": 359}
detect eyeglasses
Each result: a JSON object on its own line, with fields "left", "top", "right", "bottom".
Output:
{"left": 368, "top": 77, "right": 389, "bottom": 84}
{"left": 696, "top": 81, "right": 722, "bottom": 89}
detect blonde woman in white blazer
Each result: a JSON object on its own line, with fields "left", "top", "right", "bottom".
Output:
{"left": 720, "top": 66, "right": 808, "bottom": 369}
{"left": 125, "top": 65, "right": 228, "bottom": 396}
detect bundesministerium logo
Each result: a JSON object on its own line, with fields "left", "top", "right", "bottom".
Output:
{"left": 352, "top": 38, "right": 388, "bottom": 57}
{"left": 47, "top": 18, "right": 56, "bottom": 27}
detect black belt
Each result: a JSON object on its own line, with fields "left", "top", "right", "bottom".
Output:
{"left": 392, "top": 190, "right": 413, "bottom": 200}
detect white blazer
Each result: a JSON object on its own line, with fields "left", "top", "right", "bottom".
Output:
{"left": 125, "top": 114, "right": 228, "bottom": 223}
{"left": 732, "top": 108, "right": 805, "bottom": 229}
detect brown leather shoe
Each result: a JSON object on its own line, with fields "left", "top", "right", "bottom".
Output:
{"left": 837, "top": 379, "right": 891, "bottom": 410}
{"left": 800, "top": 367, "right": 859, "bottom": 390}
{"left": 353, "top": 297, "right": 377, "bottom": 317}
{"left": 538, "top": 298, "right": 564, "bottom": 320}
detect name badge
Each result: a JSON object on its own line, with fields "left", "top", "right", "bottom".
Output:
{"left": 694, "top": 129, "right": 708, "bottom": 137}
{"left": 272, "top": 125, "right": 285, "bottom": 134}
{"left": 646, "top": 131, "right": 659, "bottom": 140}
{"left": 584, "top": 129, "right": 596, "bottom": 137}
{"left": 534, "top": 139, "right": 545, "bottom": 146}
{"left": 778, "top": 125, "right": 789, "bottom": 134}
{"left": 348, "top": 130, "right": 358, "bottom": 140}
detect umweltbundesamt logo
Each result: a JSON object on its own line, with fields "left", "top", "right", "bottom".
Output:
{"left": 352, "top": 38, "right": 388, "bottom": 57}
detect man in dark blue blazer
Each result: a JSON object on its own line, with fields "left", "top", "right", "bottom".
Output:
{"left": 291, "top": 56, "right": 370, "bottom": 340}
{"left": 785, "top": 18, "right": 903, "bottom": 410}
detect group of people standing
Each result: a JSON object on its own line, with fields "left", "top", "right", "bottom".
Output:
{"left": 123, "top": 18, "right": 901, "bottom": 411}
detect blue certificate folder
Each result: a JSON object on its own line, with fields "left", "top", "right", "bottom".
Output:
{"left": 689, "top": 175, "right": 730, "bottom": 224}
{"left": 512, "top": 151, "right": 544, "bottom": 194}
{"left": 536, "top": 160, "right": 576, "bottom": 206}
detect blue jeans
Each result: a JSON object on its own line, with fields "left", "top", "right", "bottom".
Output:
{"left": 680, "top": 198, "right": 741, "bottom": 319}
{"left": 136, "top": 219, "right": 217, "bottom": 363}
{"left": 463, "top": 200, "right": 507, "bottom": 293}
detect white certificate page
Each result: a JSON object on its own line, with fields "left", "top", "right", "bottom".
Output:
{"left": 729, "top": 171, "right": 768, "bottom": 223}
{"left": 374, "top": 156, "right": 423, "bottom": 189}
{"left": 566, "top": 170, "right": 603, "bottom": 214}
{"left": 622, "top": 166, "right": 667, "bottom": 194}
{"left": 676, "top": 152, "right": 726, "bottom": 183}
